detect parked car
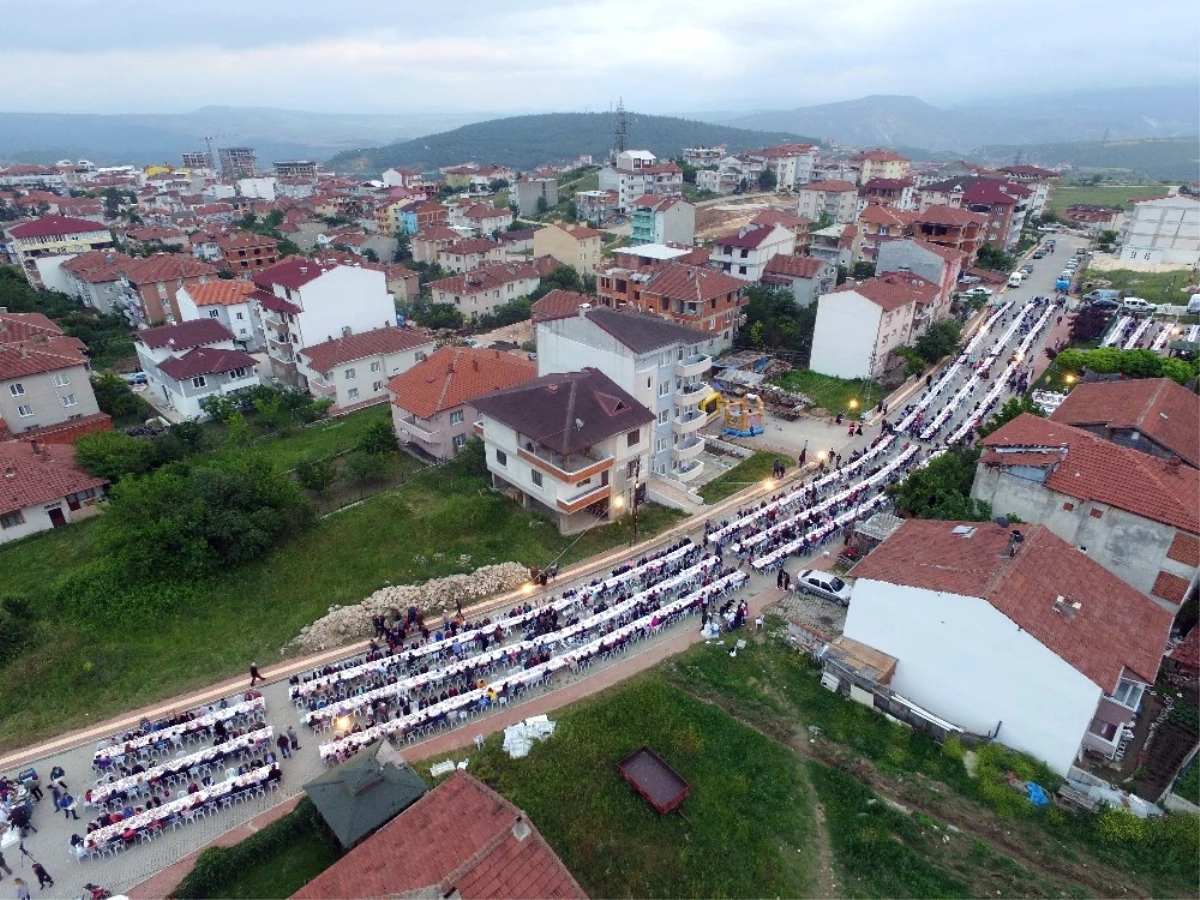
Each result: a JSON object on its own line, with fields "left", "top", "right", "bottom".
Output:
{"left": 1084, "top": 289, "right": 1121, "bottom": 304}
{"left": 1021, "top": 264, "right": 1034, "bottom": 274}
{"left": 1188, "top": 294, "right": 1200, "bottom": 314}
{"left": 122, "top": 372, "right": 149, "bottom": 385}
{"left": 1032, "top": 250, "right": 1046, "bottom": 259}
{"left": 1007, "top": 272, "right": 1024, "bottom": 287}
{"left": 1120, "top": 297, "right": 1158, "bottom": 314}
{"left": 964, "top": 286, "right": 993, "bottom": 298}
{"left": 1087, "top": 297, "right": 1120, "bottom": 310}
{"left": 793, "top": 569, "right": 853, "bottom": 606}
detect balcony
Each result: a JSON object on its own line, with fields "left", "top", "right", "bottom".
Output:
{"left": 674, "top": 409, "right": 707, "bottom": 435}
{"left": 519, "top": 444, "right": 613, "bottom": 481}
{"left": 401, "top": 417, "right": 439, "bottom": 442}
{"left": 308, "top": 379, "right": 336, "bottom": 399}
{"left": 672, "top": 435, "right": 705, "bottom": 461}
{"left": 676, "top": 379, "right": 707, "bottom": 401}
{"left": 675, "top": 459, "right": 705, "bottom": 482}
{"left": 557, "top": 482, "right": 611, "bottom": 514}
{"left": 675, "top": 353, "right": 712, "bottom": 379}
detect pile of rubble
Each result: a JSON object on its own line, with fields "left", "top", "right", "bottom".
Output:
{"left": 758, "top": 383, "right": 814, "bottom": 409}
{"left": 286, "top": 561, "right": 530, "bottom": 653}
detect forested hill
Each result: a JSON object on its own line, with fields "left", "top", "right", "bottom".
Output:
{"left": 327, "top": 112, "right": 815, "bottom": 173}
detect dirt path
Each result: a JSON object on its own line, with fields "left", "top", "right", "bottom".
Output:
{"left": 674, "top": 677, "right": 1149, "bottom": 900}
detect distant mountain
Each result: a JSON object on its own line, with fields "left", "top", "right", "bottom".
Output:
{"left": 975, "top": 137, "right": 1199, "bottom": 182}
{"left": 325, "top": 112, "right": 815, "bottom": 174}
{"left": 721, "top": 86, "right": 1199, "bottom": 152}
{"left": 0, "top": 107, "right": 493, "bottom": 166}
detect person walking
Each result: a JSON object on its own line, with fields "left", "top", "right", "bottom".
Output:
{"left": 276, "top": 733, "right": 291, "bottom": 760}
{"left": 14, "top": 878, "right": 30, "bottom": 900}
{"left": 249, "top": 662, "right": 263, "bottom": 687}
{"left": 0, "top": 850, "right": 12, "bottom": 878}
{"left": 287, "top": 725, "right": 301, "bottom": 752}
{"left": 60, "top": 791, "right": 79, "bottom": 820}
{"left": 32, "top": 863, "right": 54, "bottom": 891}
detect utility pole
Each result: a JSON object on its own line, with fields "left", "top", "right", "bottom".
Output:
{"left": 630, "top": 456, "right": 641, "bottom": 546}
{"left": 612, "top": 98, "right": 628, "bottom": 163}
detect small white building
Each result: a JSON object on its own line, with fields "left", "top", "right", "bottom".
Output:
{"left": 297, "top": 327, "right": 435, "bottom": 412}
{"left": 176, "top": 280, "right": 264, "bottom": 350}
{"left": 135, "top": 319, "right": 259, "bottom": 420}
{"left": 709, "top": 223, "right": 796, "bottom": 282}
{"left": 0, "top": 440, "right": 107, "bottom": 545}
{"left": 1120, "top": 194, "right": 1200, "bottom": 266}
{"left": 843, "top": 519, "right": 1173, "bottom": 774}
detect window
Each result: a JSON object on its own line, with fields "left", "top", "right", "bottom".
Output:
{"left": 655, "top": 437, "right": 668, "bottom": 452}
{"left": 9, "top": 383, "right": 24, "bottom": 396}
{"left": 531, "top": 470, "right": 543, "bottom": 488}
{"left": 208, "top": 309, "right": 221, "bottom": 318}
{"left": 191, "top": 376, "right": 207, "bottom": 389}
{"left": 344, "top": 368, "right": 356, "bottom": 380}
{"left": 53, "top": 373, "right": 70, "bottom": 387}
{"left": 450, "top": 410, "right": 465, "bottom": 426}
{"left": 0, "top": 510, "right": 26, "bottom": 529}
{"left": 370, "top": 361, "right": 381, "bottom": 373}
{"left": 657, "top": 380, "right": 670, "bottom": 397}
{"left": 452, "top": 434, "right": 466, "bottom": 451}
{"left": 496, "top": 449, "right": 507, "bottom": 467}
{"left": 347, "top": 387, "right": 359, "bottom": 400}
{"left": 416, "top": 352, "right": 427, "bottom": 362}
{"left": 372, "top": 380, "right": 384, "bottom": 392}
{"left": 1112, "top": 679, "right": 1145, "bottom": 710}
{"left": 627, "top": 429, "right": 640, "bottom": 447}
{"left": 657, "top": 409, "right": 669, "bottom": 425}
{"left": 18, "top": 404, "right": 34, "bottom": 417}
{"left": 626, "top": 459, "right": 639, "bottom": 478}
{"left": 60, "top": 394, "right": 77, "bottom": 408}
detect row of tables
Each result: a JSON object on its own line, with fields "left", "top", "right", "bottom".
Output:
{"left": 92, "top": 697, "right": 266, "bottom": 767}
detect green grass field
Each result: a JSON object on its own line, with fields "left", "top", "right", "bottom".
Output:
{"left": 204, "top": 404, "right": 395, "bottom": 471}
{"left": 0, "top": 466, "right": 683, "bottom": 750}
{"left": 1077, "top": 268, "right": 1196, "bottom": 307}
{"left": 697, "top": 451, "right": 780, "bottom": 503}
{"left": 771, "top": 369, "right": 881, "bottom": 416}
{"left": 1047, "top": 184, "right": 1169, "bottom": 214}
{"left": 208, "top": 827, "right": 338, "bottom": 899}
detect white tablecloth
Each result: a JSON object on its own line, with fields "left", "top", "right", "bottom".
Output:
{"left": 93, "top": 697, "right": 265, "bottom": 765}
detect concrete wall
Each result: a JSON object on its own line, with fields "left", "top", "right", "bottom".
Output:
{"left": 0, "top": 364, "right": 100, "bottom": 434}
{"left": 291, "top": 267, "right": 395, "bottom": 353}
{"left": 843, "top": 578, "right": 1102, "bottom": 775}
{"left": 809, "top": 290, "right": 881, "bottom": 380}
{"left": 970, "top": 466, "right": 1196, "bottom": 612}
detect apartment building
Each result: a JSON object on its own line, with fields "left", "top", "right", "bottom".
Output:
{"left": 427, "top": 258, "right": 558, "bottom": 319}
{"left": 118, "top": 254, "right": 220, "bottom": 327}
{"left": 134, "top": 319, "right": 258, "bottom": 420}
{"left": 0, "top": 311, "right": 103, "bottom": 437}
{"left": 176, "top": 279, "right": 263, "bottom": 350}
{"left": 630, "top": 195, "right": 696, "bottom": 246}
{"left": 533, "top": 222, "right": 604, "bottom": 274}
{"left": 795, "top": 181, "right": 859, "bottom": 224}
{"left": 710, "top": 223, "right": 796, "bottom": 281}
{"left": 297, "top": 327, "right": 435, "bottom": 412}
{"left": 4, "top": 215, "right": 115, "bottom": 289}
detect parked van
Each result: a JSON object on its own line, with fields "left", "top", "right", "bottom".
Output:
{"left": 1120, "top": 297, "right": 1158, "bottom": 315}
{"left": 1007, "top": 272, "right": 1024, "bottom": 288}
{"left": 1084, "top": 289, "right": 1121, "bottom": 304}
{"left": 1188, "top": 294, "right": 1200, "bottom": 314}
{"left": 1056, "top": 273, "right": 1072, "bottom": 292}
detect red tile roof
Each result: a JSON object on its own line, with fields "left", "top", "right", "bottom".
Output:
{"left": 441, "top": 238, "right": 502, "bottom": 256}
{"left": 852, "top": 149, "right": 909, "bottom": 163}
{"left": 252, "top": 257, "right": 338, "bottom": 291}
{"left": 911, "top": 238, "right": 969, "bottom": 265}
{"left": 249, "top": 288, "right": 302, "bottom": 315}
{"left": 185, "top": 280, "right": 256, "bottom": 307}
{"left": 858, "top": 204, "right": 918, "bottom": 228}
{"left": 763, "top": 254, "right": 831, "bottom": 279}
{"left": 916, "top": 204, "right": 987, "bottom": 227}
{"left": 7, "top": 215, "right": 111, "bottom": 240}
{"left": 713, "top": 222, "right": 789, "bottom": 250}
{"left": 414, "top": 225, "right": 460, "bottom": 243}
{"left": 121, "top": 254, "right": 217, "bottom": 285}
{"left": 643, "top": 264, "right": 745, "bottom": 302}
{"left": 1168, "top": 626, "right": 1199, "bottom": 672}
{"left": 60, "top": 250, "right": 131, "bottom": 283}
{"left": 299, "top": 327, "right": 433, "bottom": 373}
{"left": 548, "top": 222, "right": 604, "bottom": 241}
{"left": 751, "top": 209, "right": 810, "bottom": 230}
{"left": 980, "top": 414, "right": 1200, "bottom": 534}
{"left": 1050, "top": 378, "right": 1199, "bottom": 469}
{"left": 292, "top": 772, "right": 586, "bottom": 900}
{"left": 388, "top": 347, "right": 536, "bottom": 419}
{"left": 836, "top": 272, "right": 937, "bottom": 312}
{"left": 850, "top": 519, "right": 1173, "bottom": 689}
{"left": 0, "top": 440, "right": 108, "bottom": 516}
{"left": 862, "top": 177, "right": 914, "bottom": 190}
{"left": 801, "top": 179, "right": 856, "bottom": 192}
{"left": 0, "top": 312, "right": 88, "bottom": 379}
{"left": 137, "top": 318, "right": 234, "bottom": 351}
{"left": 429, "top": 260, "right": 548, "bottom": 297}
{"left": 531, "top": 289, "right": 594, "bottom": 322}
{"left": 157, "top": 347, "right": 257, "bottom": 380}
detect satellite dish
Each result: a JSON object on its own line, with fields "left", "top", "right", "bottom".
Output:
{"left": 994, "top": 516, "right": 1010, "bottom": 529}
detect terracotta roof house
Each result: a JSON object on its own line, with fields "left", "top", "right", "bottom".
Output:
{"left": 844, "top": 519, "right": 1173, "bottom": 773}
{"left": 293, "top": 772, "right": 586, "bottom": 900}
{"left": 531, "top": 289, "right": 595, "bottom": 323}
{"left": 118, "top": 253, "right": 220, "bottom": 327}
{"left": 601, "top": 263, "right": 745, "bottom": 350}
{"left": 1050, "top": 378, "right": 1199, "bottom": 469}
{"left": 428, "top": 261, "right": 552, "bottom": 319}
{"left": 710, "top": 223, "right": 796, "bottom": 281}
{"left": 0, "top": 439, "right": 107, "bottom": 544}
{"left": 474, "top": 367, "right": 655, "bottom": 532}
{"left": 973, "top": 413, "right": 1199, "bottom": 612}
{"left": 0, "top": 312, "right": 105, "bottom": 438}
{"left": 388, "top": 347, "right": 536, "bottom": 461}
{"left": 761, "top": 253, "right": 837, "bottom": 305}
{"left": 533, "top": 222, "right": 605, "bottom": 275}
{"left": 135, "top": 320, "right": 259, "bottom": 420}
{"left": 297, "top": 326, "right": 435, "bottom": 412}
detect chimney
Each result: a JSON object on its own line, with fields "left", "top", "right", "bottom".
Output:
{"left": 30, "top": 440, "right": 44, "bottom": 456}
{"left": 1167, "top": 456, "right": 1182, "bottom": 472}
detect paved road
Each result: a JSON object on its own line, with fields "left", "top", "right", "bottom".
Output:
{"left": 0, "top": 237, "right": 1080, "bottom": 899}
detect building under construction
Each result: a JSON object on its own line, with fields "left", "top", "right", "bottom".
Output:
{"left": 219, "top": 146, "right": 257, "bottom": 178}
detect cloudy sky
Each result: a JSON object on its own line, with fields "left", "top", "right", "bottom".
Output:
{"left": 5, "top": 0, "right": 1198, "bottom": 114}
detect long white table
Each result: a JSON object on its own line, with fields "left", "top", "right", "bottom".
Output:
{"left": 93, "top": 697, "right": 266, "bottom": 766}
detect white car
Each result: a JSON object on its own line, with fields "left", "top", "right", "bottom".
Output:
{"left": 793, "top": 569, "right": 853, "bottom": 606}
{"left": 1120, "top": 297, "right": 1158, "bottom": 315}
{"left": 1007, "top": 273, "right": 1024, "bottom": 287}
{"left": 964, "top": 286, "right": 993, "bottom": 298}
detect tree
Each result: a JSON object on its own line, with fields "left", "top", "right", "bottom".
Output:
{"left": 225, "top": 411, "right": 254, "bottom": 447}
{"left": 263, "top": 209, "right": 285, "bottom": 228}
{"left": 342, "top": 450, "right": 388, "bottom": 494}
{"left": 757, "top": 167, "right": 778, "bottom": 192}
{"left": 674, "top": 157, "right": 698, "bottom": 184}
{"left": 566, "top": 200, "right": 579, "bottom": 221}
{"left": 393, "top": 232, "right": 412, "bottom": 263}
{"left": 914, "top": 318, "right": 962, "bottom": 363}
{"left": 888, "top": 447, "right": 993, "bottom": 521}
{"left": 74, "top": 430, "right": 157, "bottom": 482}
{"left": 535, "top": 196, "right": 549, "bottom": 215}
{"left": 530, "top": 266, "right": 584, "bottom": 300}
{"left": 975, "top": 244, "right": 1017, "bottom": 273}
{"left": 814, "top": 211, "right": 834, "bottom": 231}
{"left": 738, "top": 284, "right": 817, "bottom": 361}
{"left": 295, "top": 456, "right": 336, "bottom": 495}
{"left": 92, "top": 373, "right": 144, "bottom": 420}
{"left": 1069, "top": 305, "right": 1112, "bottom": 344}
{"left": 362, "top": 248, "right": 380, "bottom": 263}
{"left": 488, "top": 178, "right": 509, "bottom": 192}
{"left": 976, "top": 395, "right": 1043, "bottom": 439}
{"left": 357, "top": 418, "right": 399, "bottom": 454}
{"left": 851, "top": 261, "right": 876, "bottom": 280}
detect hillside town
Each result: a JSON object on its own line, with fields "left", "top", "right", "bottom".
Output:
{"left": 1, "top": 60, "right": 1199, "bottom": 900}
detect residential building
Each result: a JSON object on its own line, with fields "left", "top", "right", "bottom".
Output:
{"left": 218, "top": 147, "right": 257, "bottom": 178}
{"left": 474, "top": 367, "right": 654, "bottom": 533}
{"left": 795, "top": 181, "right": 858, "bottom": 225}
{"left": 59, "top": 250, "right": 130, "bottom": 314}
{"left": 761, "top": 254, "right": 837, "bottom": 306}
{"left": 533, "top": 222, "right": 604, "bottom": 275}
{"left": 388, "top": 347, "right": 536, "bottom": 460}
{"left": 809, "top": 272, "right": 939, "bottom": 380}
{"left": 749, "top": 209, "right": 812, "bottom": 251}
{"left": 4, "top": 215, "right": 115, "bottom": 289}
{"left": 297, "top": 327, "right": 435, "bottom": 412}
{"left": 217, "top": 232, "right": 280, "bottom": 273}
{"left": 1064, "top": 205, "right": 1123, "bottom": 230}
{"left": 134, "top": 319, "right": 258, "bottom": 420}
{"left": 118, "top": 254, "right": 219, "bottom": 327}
{"left": 997, "top": 165, "right": 1059, "bottom": 219}
{"left": 682, "top": 146, "right": 725, "bottom": 167}
{"left": 848, "top": 149, "right": 911, "bottom": 185}
{"left": 757, "top": 144, "right": 819, "bottom": 189}
{"left": 1049, "top": 378, "right": 1198, "bottom": 469}
{"left": 597, "top": 263, "right": 746, "bottom": 351}
{"left": 0, "top": 312, "right": 103, "bottom": 436}
{"left": 181, "top": 150, "right": 213, "bottom": 171}
{"left": 855, "top": 204, "right": 917, "bottom": 264}
{"left": 514, "top": 176, "right": 559, "bottom": 216}
{"left": 537, "top": 306, "right": 713, "bottom": 482}
{"left": 574, "top": 190, "right": 619, "bottom": 225}
{"left": 427, "top": 258, "right": 556, "bottom": 319}
{"left": 972, "top": 414, "right": 1200, "bottom": 613}
{"left": 859, "top": 177, "right": 916, "bottom": 211}
{"left": 630, "top": 195, "right": 695, "bottom": 246}
{"left": 598, "top": 150, "right": 682, "bottom": 211}
{"left": 694, "top": 167, "right": 743, "bottom": 196}
{"left": 458, "top": 203, "right": 513, "bottom": 236}
{"left": 808, "top": 224, "right": 858, "bottom": 269}
{"left": 292, "top": 772, "right": 586, "bottom": 900}
{"left": 710, "top": 223, "right": 796, "bottom": 281}
{"left": 437, "top": 238, "right": 506, "bottom": 273}
{"left": 914, "top": 205, "right": 986, "bottom": 257}
{"left": 273, "top": 160, "right": 317, "bottom": 179}
{"left": 917, "top": 177, "right": 1032, "bottom": 250}
{"left": 251, "top": 259, "right": 396, "bottom": 388}
{"left": 1120, "top": 195, "right": 1200, "bottom": 266}
{"left": 176, "top": 279, "right": 263, "bottom": 350}
{"left": 874, "top": 238, "right": 967, "bottom": 323}
{"left": 381, "top": 167, "right": 421, "bottom": 188}
{"left": 531, "top": 288, "right": 594, "bottom": 324}
{"left": 843, "top": 519, "right": 1173, "bottom": 774}
{"left": 441, "top": 165, "right": 476, "bottom": 189}
{"left": 412, "top": 225, "right": 460, "bottom": 264}
{"left": 0, "top": 440, "right": 107, "bottom": 545}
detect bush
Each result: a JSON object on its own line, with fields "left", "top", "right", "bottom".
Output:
{"left": 0, "top": 595, "right": 34, "bottom": 666}
{"left": 914, "top": 318, "right": 962, "bottom": 363}
{"left": 356, "top": 418, "right": 400, "bottom": 455}
{"left": 74, "top": 430, "right": 157, "bottom": 482}
{"left": 295, "top": 456, "right": 336, "bottom": 494}
{"left": 91, "top": 373, "right": 146, "bottom": 420}
{"left": 888, "top": 446, "right": 993, "bottom": 521}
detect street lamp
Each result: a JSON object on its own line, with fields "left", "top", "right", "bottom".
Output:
{"left": 1064, "top": 373, "right": 1076, "bottom": 385}
{"left": 611, "top": 495, "right": 625, "bottom": 511}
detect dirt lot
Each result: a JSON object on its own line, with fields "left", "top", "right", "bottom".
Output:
{"left": 695, "top": 194, "right": 798, "bottom": 243}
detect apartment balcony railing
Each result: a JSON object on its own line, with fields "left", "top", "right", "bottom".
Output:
{"left": 675, "top": 459, "right": 705, "bottom": 482}
{"left": 675, "top": 353, "right": 712, "bottom": 379}
{"left": 675, "top": 380, "right": 708, "bottom": 401}
{"left": 673, "top": 409, "right": 707, "bottom": 435}
{"left": 518, "top": 443, "right": 613, "bottom": 480}
{"left": 556, "top": 482, "right": 611, "bottom": 514}
{"left": 671, "top": 435, "right": 705, "bottom": 462}
{"left": 401, "top": 417, "right": 439, "bottom": 442}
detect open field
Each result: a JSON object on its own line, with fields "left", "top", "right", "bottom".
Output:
{"left": 697, "top": 451, "right": 778, "bottom": 503}
{"left": 1047, "top": 184, "right": 1170, "bottom": 214}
